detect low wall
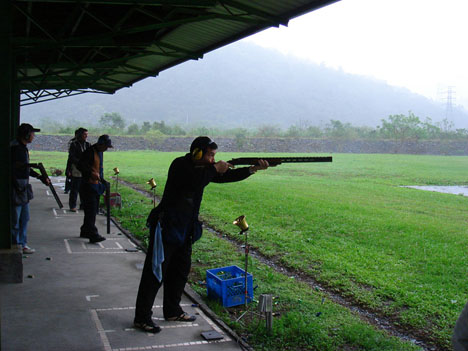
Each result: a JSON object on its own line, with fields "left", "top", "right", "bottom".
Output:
{"left": 30, "top": 135, "right": 468, "bottom": 156}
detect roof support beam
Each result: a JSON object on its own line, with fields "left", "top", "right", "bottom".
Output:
{"left": 14, "top": 0, "right": 216, "bottom": 7}
{"left": 219, "top": 0, "right": 289, "bottom": 26}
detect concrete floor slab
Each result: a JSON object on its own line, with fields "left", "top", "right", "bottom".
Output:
{"left": 1, "top": 178, "right": 244, "bottom": 351}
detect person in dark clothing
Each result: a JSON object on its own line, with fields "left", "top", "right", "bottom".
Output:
{"left": 67, "top": 128, "right": 90, "bottom": 211}
{"left": 77, "top": 134, "right": 112, "bottom": 243}
{"left": 10, "top": 123, "right": 50, "bottom": 254}
{"left": 64, "top": 133, "right": 76, "bottom": 194}
{"left": 133, "top": 136, "right": 269, "bottom": 333}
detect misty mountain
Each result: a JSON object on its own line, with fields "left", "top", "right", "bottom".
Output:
{"left": 21, "top": 41, "right": 468, "bottom": 129}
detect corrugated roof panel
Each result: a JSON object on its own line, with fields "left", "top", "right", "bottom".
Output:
{"left": 13, "top": 0, "right": 340, "bottom": 99}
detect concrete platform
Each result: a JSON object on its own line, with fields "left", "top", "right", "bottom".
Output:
{"left": 1, "top": 178, "right": 245, "bottom": 351}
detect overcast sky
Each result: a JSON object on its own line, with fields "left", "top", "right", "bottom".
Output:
{"left": 244, "top": 0, "right": 468, "bottom": 110}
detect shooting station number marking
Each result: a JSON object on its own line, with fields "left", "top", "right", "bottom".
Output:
{"left": 64, "top": 238, "right": 137, "bottom": 254}
{"left": 91, "top": 304, "right": 231, "bottom": 351}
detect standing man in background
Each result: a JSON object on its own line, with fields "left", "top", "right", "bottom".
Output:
{"left": 77, "top": 134, "right": 112, "bottom": 243}
{"left": 11, "top": 123, "right": 50, "bottom": 254}
{"left": 67, "top": 128, "right": 90, "bottom": 212}
{"left": 64, "top": 131, "right": 76, "bottom": 195}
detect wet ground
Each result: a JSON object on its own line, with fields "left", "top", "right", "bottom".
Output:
{"left": 403, "top": 185, "right": 468, "bottom": 196}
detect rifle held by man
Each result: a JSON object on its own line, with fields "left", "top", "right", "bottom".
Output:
{"left": 29, "top": 163, "right": 64, "bottom": 208}
{"left": 105, "top": 181, "right": 111, "bottom": 234}
{"left": 227, "top": 156, "right": 332, "bottom": 166}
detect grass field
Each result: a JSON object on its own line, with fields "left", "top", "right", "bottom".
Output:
{"left": 31, "top": 150, "right": 468, "bottom": 350}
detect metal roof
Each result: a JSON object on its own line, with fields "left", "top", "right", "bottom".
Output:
{"left": 12, "top": 0, "right": 339, "bottom": 104}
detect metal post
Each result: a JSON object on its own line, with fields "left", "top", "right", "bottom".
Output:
{"left": 244, "top": 230, "right": 249, "bottom": 308}
{"left": 258, "top": 294, "right": 273, "bottom": 333}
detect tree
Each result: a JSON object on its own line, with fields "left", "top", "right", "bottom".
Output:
{"left": 255, "top": 125, "right": 282, "bottom": 137}
{"left": 141, "top": 121, "right": 151, "bottom": 134}
{"left": 99, "top": 112, "right": 126, "bottom": 130}
{"left": 325, "top": 119, "right": 355, "bottom": 139}
{"left": 379, "top": 112, "right": 422, "bottom": 141}
{"left": 127, "top": 123, "right": 140, "bottom": 135}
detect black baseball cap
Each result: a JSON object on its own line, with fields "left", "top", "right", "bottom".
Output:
{"left": 97, "top": 134, "right": 113, "bottom": 148}
{"left": 17, "top": 123, "right": 40, "bottom": 138}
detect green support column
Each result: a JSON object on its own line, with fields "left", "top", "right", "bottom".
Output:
{"left": 0, "top": 0, "right": 23, "bottom": 283}
{"left": 0, "top": 0, "right": 12, "bottom": 250}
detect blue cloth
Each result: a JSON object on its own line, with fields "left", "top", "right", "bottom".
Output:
{"left": 98, "top": 151, "right": 104, "bottom": 180}
{"left": 152, "top": 222, "right": 164, "bottom": 282}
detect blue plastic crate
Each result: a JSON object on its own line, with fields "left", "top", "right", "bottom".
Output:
{"left": 206, "top": 265, "right": 253, "bottom": 307}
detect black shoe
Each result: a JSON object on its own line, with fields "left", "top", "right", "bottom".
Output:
{"left": 134, "top": 320, "right": 161, "bottom": 334}
{"left": 89, "top": 235, "right": 106, "bottom": 243}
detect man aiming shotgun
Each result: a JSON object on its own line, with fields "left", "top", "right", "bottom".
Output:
{"left": 134, "top": 137, "right": 332, "bottom": 333}
{"left": 133, "top": 136, "right": 270, "bottom": 333}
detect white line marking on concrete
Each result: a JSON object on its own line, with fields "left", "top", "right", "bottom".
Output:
{"left": 81, "top": 242, "right": 87, "bottom": 249}
{"left": 98, "top": 242, "right": 105, "bottom": 248}
{"left": 160, "top": 323, "right": 198, "bottom": 329}
{"left": 53, "top": 208, "right": 58, "bottom": 217}
{"left": 46, "top": 190, "right": 50, "bottom": 196}
{"left": 195, "top": 307, "right": 226, "bottom": 336}
{"left": 67, "top": 251, "right": 128, "bottom": 254}
{"left": 90, "top": 309, "right": 112, "bottom": 351}
{"left": 115, "top": 242, "right": 123, "bottom": 249}
{"left": 86, "top": 295, "right": 100, "bottom": 301}
{"left": 64, "top": 239, "right": 72, "bottom": 254}
{"left": 111, "top": 338, "right": 229, "bottom": 351}
{"left": 96, "top": 304, "right": 191, "bottom": 312}
{"left": 128, "top": 240, "right": 137, "bottom": 247}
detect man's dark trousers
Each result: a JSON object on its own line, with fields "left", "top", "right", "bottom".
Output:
{"left": 69, "top": 176, "right": 82, "bottom": 209}
{"left": 79, "top": 184, "right": 100, "bottom": 237}
{"left": 134, "top": 225, "right": 192, "bottom": 323}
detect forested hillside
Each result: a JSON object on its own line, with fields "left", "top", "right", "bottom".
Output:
{"left": 21, "top": 41, "right": 468, "bottom": 129}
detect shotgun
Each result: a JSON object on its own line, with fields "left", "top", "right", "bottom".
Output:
{"left": 227, "top": 156, "right": 332, "bottom": 166}
{"left": 29, "top": 163, "right": 64, "bottom": 208}
{"left": 105, "top": 181, "right": 111, "bottom": 234}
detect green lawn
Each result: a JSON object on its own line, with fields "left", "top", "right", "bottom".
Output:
{"left": 31, "top": 150, "right": 468, "bottom": 350}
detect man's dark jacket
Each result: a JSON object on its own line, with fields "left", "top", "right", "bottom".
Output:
{"left": 68, "top": 139, "right": 91, "bottom": 171}
{"left": 77, "top": 145, "right": 106, "bottom": 194}
{"left": 148, "top": 153, "right": 252, "bottom": 245}
{"left": 10, "top": 139, "right": 42, "bottom": 205}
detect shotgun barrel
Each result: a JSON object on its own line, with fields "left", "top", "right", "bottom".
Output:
{"left": 29, "top": 163, "right": 64, "bottom": 208}
{"left": 227, "top": 156, "right": 332, "bottom": 166}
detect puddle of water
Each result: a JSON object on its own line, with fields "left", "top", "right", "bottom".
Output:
{"left": 403, "top": 185, "right": 468, "bottom": 197}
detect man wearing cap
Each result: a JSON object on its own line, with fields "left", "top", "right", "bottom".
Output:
{"left": 10, "top": 123, "right": 50, "bottom": 254}
{"left": 133, "top": 136, "right": 269, "bottom": 333}
{"left": 77, "top": 134, "right": 113, "bottom": 243}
